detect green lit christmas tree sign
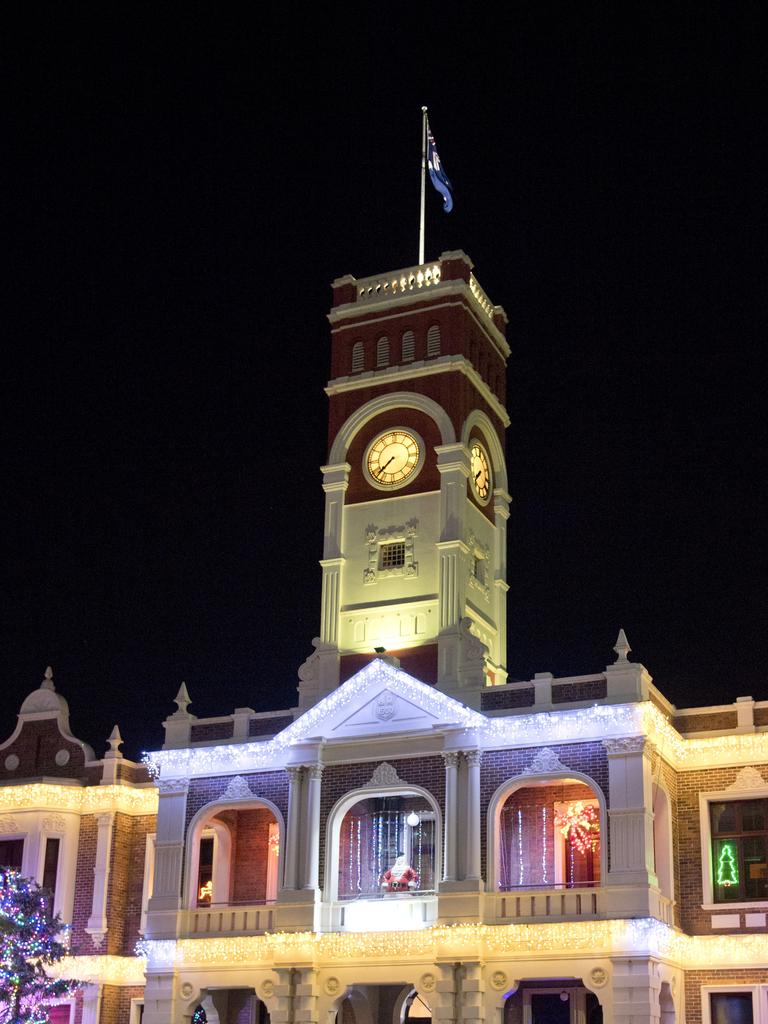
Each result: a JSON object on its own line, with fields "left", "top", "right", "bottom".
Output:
{"left": 716, "top": 842, "right": 739, "bottom": 887}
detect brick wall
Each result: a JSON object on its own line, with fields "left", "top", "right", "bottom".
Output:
{"left": 115, "top": 762, "right": 152, "bottom": 784}
{"left": 70, "top": 815, "right": 98, "bottom": 953}
{"left": 190, "top": 722, "right": 234, "bottom": 742}
{"left": 480, "top": 744, "right": 608, "bottom": 881}
{"left": 552, "top": 679, "right": 607, "bottom": 703}
{"left": 481, "top": 688, "right": 534, "bottom": 711}
{"left": 684, "top": 970, "right": 767, "bottom": 1024}
{"left": 673, "top": 711, "right": 737, "bottom": 733}
{"left": 0, "top": 719, "right": 89, "bottom": 781}
{"left": 318, "top": 756, "right": 445, "bottom": 887}
{"left": 249, "top": 715, "right": 294, "bottom": 737}
{"left": 105, "top": 813, "right": 155, "bottom": 955}
{"left": 98, "top": 985, "right": 144, "bottom": 1024}
{"left": 676, "top": 763, "right": 768, "bottom": 934}
{"left": 226, "top": 807, "right": 273, "bottom": 903}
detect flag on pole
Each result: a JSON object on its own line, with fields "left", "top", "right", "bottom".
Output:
{"left": 427, "top": 123, "right": 453, "bottom": 213}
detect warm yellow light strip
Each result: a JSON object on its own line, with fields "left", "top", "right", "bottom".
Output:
{"left": 146, "top": 921, "right": 768, "bottom": 970}
{"left": 643, "top": 704, "right": 768, "bottom": 770}
{"left": 48, "top": 955, "right": 147, "bottom": 986}
{"left": 0, "top": 783, "right": 158, "bottom": 816}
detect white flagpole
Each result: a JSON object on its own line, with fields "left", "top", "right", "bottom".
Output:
{"left": 419, "top": 106, "right": 428, "bottom": 265}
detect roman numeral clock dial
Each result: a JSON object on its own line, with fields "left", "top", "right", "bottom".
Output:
{"left": 364, "top": 430, "right": 424, "bottom": 489}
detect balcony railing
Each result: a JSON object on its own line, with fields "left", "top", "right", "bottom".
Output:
{"left": 330, "top": 891, "right": 438, "bottom": 932}
{"left": 183, "top": 900, "right": 275, "bottom": 937}
{"left": 489, "top": 887, "right": 605, "bottom": 923}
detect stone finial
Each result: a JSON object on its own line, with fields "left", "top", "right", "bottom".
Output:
{"left": 42, "top": 666, "right": 55, "bottom": 691}
{"left": 173, "top": 681, "right": 192, "bottom": 716}
{"left": 613, "top": 629, "right": 631, "bottom": 664}
{"left": 105, "top": 725, "right": 124, "bottom": 759}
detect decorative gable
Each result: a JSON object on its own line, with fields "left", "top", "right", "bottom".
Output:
{"left": 282, "top": 658, "right": 484, "bottom": 743}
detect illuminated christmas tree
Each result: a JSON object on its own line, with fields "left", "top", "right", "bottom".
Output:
{"left": 716, "top": 843, "right": 739, "bottom": 887}
{"left": 0, "top": 870, "right": 79, "bottom": 1024}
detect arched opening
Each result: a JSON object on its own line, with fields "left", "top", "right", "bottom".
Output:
{"left": 659, "top": 981, "right": 675, "bottom": 1024}
{"left": 351, "top": 341, "right": 365, "bottom": 372}
{"left": 186, "top": 801, "right": 281, "bottom": 914}
{"left": 504, "top": 983, "right": 602, "bottom": 1024}
{"left": 377, "top": 336, "right": 390, "bottom": 367}
{"left": 326, "top": 785, "right": 441, "bottom": 931}
{"left": 497, "top": 779, "right": 602, "bottom": 891}
{"left": 336, "top": 794, "right": 436, "bottom": 900}
{"left": 400, "top": 990, "right": 431, "bottom": 1024}
{"left": 653, "top": 786, "right": 674, "bottom": 902}
{"left": 401, "top": 330, "right": 415, "bottom": 362}
{"left": 426, "top": 324, "right": 441, "bottom": 357}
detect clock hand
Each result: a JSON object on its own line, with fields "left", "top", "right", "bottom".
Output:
{"left": 475, "top": 469, "right": 482, "bottom": 479}
{"left": 377, "top": 455, "right": 395, "bottom": 476}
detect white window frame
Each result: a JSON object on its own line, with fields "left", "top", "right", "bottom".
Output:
{"left": 129, "top": 997, "right": 144, "bottom": 1024}
{"left": 701, "top": 985, "right": 766, "bottom": 1024}
{"left": 699, "top": 786, "right": 768, "bottom": 909}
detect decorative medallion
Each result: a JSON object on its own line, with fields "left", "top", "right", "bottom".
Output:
{"left": 4, "top": 754, "right": 19, "bottom": 771}
{"left": 222, "top": 775, "right": 254, "bottom": 801}
{"left": 519, "top": 748, "right": 570, "bottom": 776}
{"left": 324, "top": 977, "right": 341, "bottom": 996}
{"left": 589, "top": 967, "right": 608, "bottom": 988}
{"left": 260, "top": 981, "right": 275, "bottom": 1000}
{"left": 489, "top": 971, "right": 508, "bottom": 991}
{"left": 374, "top": 692, "right": 397, "bottom": 721}
{"left": 726, "top": 766, "right": 766, "bottom": 791}
{"left": 365, "top": 762, "right": 406, "bottom": 788}
{"left": 419, "top": 973, "right": 436, "bottom": 993}
{"left": 180, "top": 983, "right": 194, "bottom": 999}
{"left": 54, "top": 749, "right": 70, "bottom": 767}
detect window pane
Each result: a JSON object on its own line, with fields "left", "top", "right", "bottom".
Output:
{"left": 741, "top": 800, "right": 766, "bottom": 833}
{"left": 713, "top": 838, "right": 741, "bottom": 900}
{"left": 43, "top": 838, "right": 60, "bottom": 897}
{"left": 711, "top": 802, "right": 738, "bottom": 834}
{"left": 0, "top": 840, "right": 23, "bottom": 871}
{"left": 710, "top": 993, "right": 753, "bottom": 1024}
{"left": 742, "top": 836, "right": 768, "bottom": 899}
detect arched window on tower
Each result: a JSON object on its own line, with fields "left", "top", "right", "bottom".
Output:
{"left": 426, "top": 324, "right": 441, "bottom": 358}
{"left": 377, "top": 336, "right": 390, "bottom": 368}
{"left": 401, "top": 330, "right": 415, "bottom": 362}
{"left": 351, "top": 340, "right": 365, "bottom": 372}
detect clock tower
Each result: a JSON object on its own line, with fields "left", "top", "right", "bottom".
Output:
{"left": 298, "top": 251, "right": 510, "bottom": 710}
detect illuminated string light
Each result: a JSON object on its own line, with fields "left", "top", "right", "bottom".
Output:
{"left": 716, "top": 843, "right": 738, "bottom": 887}
{"left": 0, "top": 783, "right": 157, "bottom": 816}
{"left": 137, "top": 919, "right": 767, "bottom": 969}
{"left": 517, "top": 809, "right": 523, "bottom": 887}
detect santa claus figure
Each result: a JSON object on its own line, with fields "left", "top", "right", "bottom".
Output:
{"left": 381, "top": 852, "right": 419, "bottom": 892}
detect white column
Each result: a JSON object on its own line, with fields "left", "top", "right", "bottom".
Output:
{"left": 282, "top": 767, "right": 303, "bottom": 890}
{"left": 319, "top": 560, "right": 342, "bottom": 646}
{"left": 320, "top": 463, "right": 350, "bottom": 560}
{"left": 491, "top": 489, "right": 511, "bottom": 684}
{"left": 463, "top": 751, "right": 482, "bottom": 881}
{"left": 302, "top": 765, "right": 323, "bottom": 890}
{"left": 443, "top": 752, "right": 459, "bottom": 882}
{"left": 294, "top": 967, "right": 319, "bottom": 1024}
{"left": 603, "top": 738, "right": 657, "bottom": 887}
{"left": 80, "top": 984, "right": 102, "bottom": 1024}
{"left": 145, "top": 779, "right": 189, "bottom": 939}
{"left": 610, "top": 957, "right": 661, "bottom": 1024}
{"left": 460, "top": 963, "right": 485, "bottom": 1024}
{"left": 85, "top": 811, "right": 114, "bottom": 949}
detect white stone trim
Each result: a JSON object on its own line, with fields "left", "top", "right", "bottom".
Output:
{"left": 701, "top": 985, "right": 766, "bottom": 1024}
{"left": 328, "top": 391, "right": 457, "bottom": 465}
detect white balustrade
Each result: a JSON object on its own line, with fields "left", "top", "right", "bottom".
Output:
{"left": 183, "top": 902, "right": 274, "bottom": 937}
{"left": 356, "top": 264, "right": 441, "bottom": 302}
{"left": 490, "top": 888, "right": 605, "bottom": 923}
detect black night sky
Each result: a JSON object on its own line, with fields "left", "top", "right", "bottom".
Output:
{"left": 3, "top": 7, "right": 767, "bottom": 759}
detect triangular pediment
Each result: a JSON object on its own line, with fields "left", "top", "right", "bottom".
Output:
{"left": 277, "top": 659, "right": 484, "bottom": 745}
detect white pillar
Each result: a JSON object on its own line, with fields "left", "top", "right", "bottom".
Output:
{"left": 443, "top": 752, "right": 459, "bottom": 882}
{"left": 464, "top": 751, "right": 482, "bottom": 881}
{"left": 491, "top": 490, "right": 511, "bottom": 684}
{"left": 303, "top": 765, "right": 323, "bottom": 890}
{"left": 603, "top": 737, "right": 657, "bottom": 888}
{"left": 85, "top": 812, "right": 114, "bottom": 949}
{"left": 146, "top": 779, "right": 189, "bottom": 939}
{"left": 460, "top": 963, "right": 485, "bottom": 1024}
{"left": 80, "top": 984, "right": 102, "bottom": 1024}
{"left": 282, "top": 767, "right": 303, "bottom": 890}
{"left": 610, "top": 957, "right": 661, "bottom": 1024}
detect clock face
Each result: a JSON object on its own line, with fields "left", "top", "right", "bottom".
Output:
{"left": 365, "top": 430, "right": 423, "bottom": 488}
{"left": 470, "top": 442, "right": 491, "bottom": 502}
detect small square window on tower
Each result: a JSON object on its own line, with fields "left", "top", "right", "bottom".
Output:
{"left": 472, "top": 554, "right": 487, "bottom": 586}
{"left": 379, "top": 542, "right": 406, "bottom": 570}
